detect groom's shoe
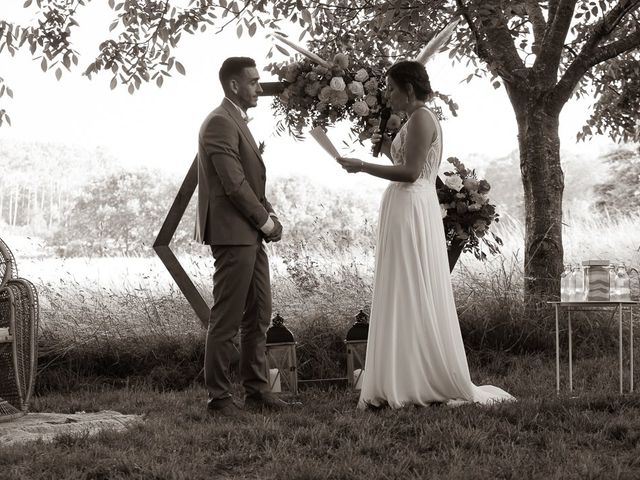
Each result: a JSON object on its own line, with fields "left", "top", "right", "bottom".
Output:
{"left": 244, "top": 392, "right": 290, "bottom": 411}
{"left": 207, "top": 397, "right": 245, "bottom": 418}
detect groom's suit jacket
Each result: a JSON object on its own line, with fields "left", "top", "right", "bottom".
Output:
{"left": 195, "top": 98, "right": 275, "bottom": 245}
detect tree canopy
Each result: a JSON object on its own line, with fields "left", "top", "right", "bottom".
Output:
{"left": 2, "top": 1, "right": 639, "bottom": 141}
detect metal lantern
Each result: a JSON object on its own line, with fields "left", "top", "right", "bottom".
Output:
{"left": 265, "top": 313, "right": 298, "bottom": 394}
{"left": 345, "top": 310, "right": 369, "bottom": 390}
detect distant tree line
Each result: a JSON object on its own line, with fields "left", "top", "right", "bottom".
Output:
{"left": 1, "top": 141, "right": 637, "bottom": 257}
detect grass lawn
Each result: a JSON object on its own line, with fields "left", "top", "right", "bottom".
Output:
{"left": 3, "top": 353, "right": 640, "bottom": 480}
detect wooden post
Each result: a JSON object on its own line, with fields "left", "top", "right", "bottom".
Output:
{"left": 153, "top": 156, "right": 209, "bottom": 327}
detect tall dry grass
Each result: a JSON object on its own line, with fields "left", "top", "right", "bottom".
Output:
{"left": 8, "top": 210, "right": 640, "bottom": 392}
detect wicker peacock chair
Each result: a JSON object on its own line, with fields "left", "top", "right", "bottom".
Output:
{"left": 0, "top": 238, "right": 39, "bottom": 422}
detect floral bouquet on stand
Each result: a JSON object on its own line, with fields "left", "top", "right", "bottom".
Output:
{"left": 438, "top": 157, "right": 503, "bottom": 262}
{"left": 265, "top": 47, "right": 404, "bottom": 142}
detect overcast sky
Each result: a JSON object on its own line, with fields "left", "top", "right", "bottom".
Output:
{"left": 3, "top": 1, "right": 619, "bottom": 188}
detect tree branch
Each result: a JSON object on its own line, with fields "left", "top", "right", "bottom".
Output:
{"left": 550, "top": 1, "right": 640, "bottom": 111}
{"left": 573, "top": 0, "right": 640, "bottom": 59}
{"left": 590, "top": 27, "right": 640, "bottom": 64}
{"left": 455, "top": 0, "right": 492, "bottom": 61}
{"left": 477, "top": 0, "right": 526, "bottom": 83}
{"left": 525, "top": 0, "right": 547, "bottom": 47}
{"left": 535, "top": 0, "right": 576, "bottom": 73}
{"left": 548, "top": 0, "right": 560, "bottom": 23}
{"left": 455, "top": 0, "right": 524, "bottom": 83}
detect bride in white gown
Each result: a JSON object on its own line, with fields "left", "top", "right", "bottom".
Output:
{"left": 337, "top": 61, "right": 514, "bottom": 409}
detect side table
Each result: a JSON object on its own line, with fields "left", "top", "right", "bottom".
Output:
{"left": 549, "top": 301, "right": 638, "bottom": 394}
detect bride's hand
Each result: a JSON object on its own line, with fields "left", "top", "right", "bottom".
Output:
{"left": 337, "top": 156, "right": 363, "bottom": 174}
{"left": 371, "top": 129, "right": 392, "bottom": 153}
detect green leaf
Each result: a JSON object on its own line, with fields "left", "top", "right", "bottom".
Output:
{"left": 40, "top": 57, "right": 47, "bottom": 72}
{"left": 175, "top": 61, "right": 186, "bottom": 75}
{"left": 237, "top": 24, "right": 243, "bottom": 37}
{"left": 302, "top": 8, "right": 312, "bottom": 24}
{"left": 128, "top": 83, "right": 135, "bottom": 95}
{"left": 110, "top": 77, "right": 117, "bottom": 90}
{"left": 275, "top": 44, "right": 290, "bottom": 56}
{"left": 5, "top": 114, "right": 11, "bottom": 126}
{"left": 108, "top": 0, "right": 114, "bottom": 8}
{"left": 156, "top": 75, "right": 164, "bottom": 87}
{"left": 6, "top": 87, "right": 13, "bottom": 98}
{"left": 55, "top": 68, "right": 62, "bottom": 81}
{"left": 249, "top": 23, "right": 257, "bottom": 37}
{"left": 23, "top": 0, "right": 32, "bottom": 7}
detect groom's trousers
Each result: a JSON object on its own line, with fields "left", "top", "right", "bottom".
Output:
{"left": 204, "top": 241, "right": 272, "bottom": 405}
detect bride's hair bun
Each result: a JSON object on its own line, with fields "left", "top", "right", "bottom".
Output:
{"left": 387, "top": 61, "right": 433, "bottom": 101}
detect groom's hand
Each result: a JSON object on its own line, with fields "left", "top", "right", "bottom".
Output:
{"left": 265, "top": 217, "right": 283, "bottom": 243}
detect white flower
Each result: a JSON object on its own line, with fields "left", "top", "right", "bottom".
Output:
{"left": 463, "top": 178, "right": 479, "bottom": 192}
{"left": 365, "top": 95, "right": 378, "bottom": 107}
{"left": 387, "top": 114, "right": 402, "bottom": 130}
{"left": 353, "top": 101, "right": 370, "bottom": 117}
{"left": 333, "top": 53, "right": 349, "bottom": 69}
{"left": 318, "top": 86, "right": 333, "bottom": 102}
{"left": 354, "top": 68, "right": 369, "bottom": 82}
{"left": 328, "top": 89, "right": 349, "bottom": 106}
{"left": 470, "top": 191, "right": 489, "bottom": 205}
{"left": 440, "top": 204, "right": 448, "bottom": 218}
{"left": 348, "top": 81, "right": 365, "bottom": 97}
{"left": 330, "top": 77, "right": 346, "bottom": 91}
{"left": 364, "top": 78, "right": 379, "bottom": 93}
{"left": 445, "top": 174, "right": 464, "bottom": 192}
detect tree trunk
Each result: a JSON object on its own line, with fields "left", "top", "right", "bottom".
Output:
{"left": 515, "top": 101, "right": 564, "bottom": 302}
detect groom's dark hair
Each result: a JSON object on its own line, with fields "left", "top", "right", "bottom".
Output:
{"left": 219, "top": 57, "right": 257, "bottom": 93}
{"left": 387, "top": 61, "right": 433, "bottom": 101}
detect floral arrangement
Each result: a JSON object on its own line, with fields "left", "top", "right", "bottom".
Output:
{"left": 438, "top": 157, "right": 503, "bottom": 260}
{"left": 265, "top": 52, "right": 404, "bottom": 141}
{"left": 265, "top": 35, "right": 500, "bottom": 262}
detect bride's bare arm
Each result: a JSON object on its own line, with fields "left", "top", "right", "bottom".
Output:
{"left": 338, "top": 110, "right": 434, "bottom": 182}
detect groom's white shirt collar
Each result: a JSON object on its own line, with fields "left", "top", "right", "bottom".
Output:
{"left": 224, "top": 97, "right": 251, "bottom": 123}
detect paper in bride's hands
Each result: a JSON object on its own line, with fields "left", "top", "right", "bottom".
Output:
{"left": 310, "top": 126, "right": 340, "bottom": 160}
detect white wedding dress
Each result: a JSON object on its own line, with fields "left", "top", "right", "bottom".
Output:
{"left": 357, "top": 106, "right": 514, "bottom": 409}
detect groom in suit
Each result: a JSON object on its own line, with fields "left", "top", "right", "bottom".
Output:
{"left": 195, "top": 57, "right": 287, "bottom": 416}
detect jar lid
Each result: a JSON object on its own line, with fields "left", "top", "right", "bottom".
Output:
{"left": 581, "top": 260, "right": 610, "bottom": 266}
